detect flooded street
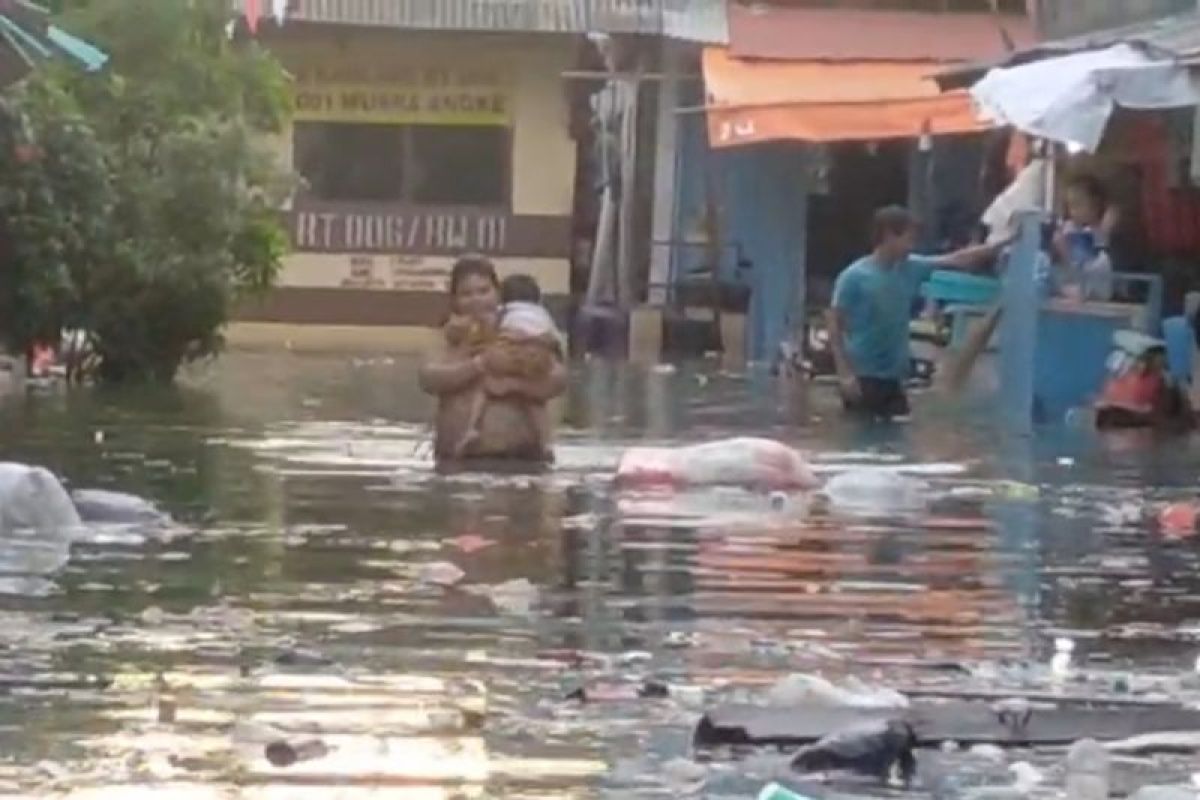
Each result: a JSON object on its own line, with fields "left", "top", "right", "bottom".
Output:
{"left": 2, "top": 352, "right": 1200, "bottom": 798}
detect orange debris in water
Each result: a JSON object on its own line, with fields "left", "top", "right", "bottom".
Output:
{"left": 1158, "top": 503, "right": 1199, "bottom": 538}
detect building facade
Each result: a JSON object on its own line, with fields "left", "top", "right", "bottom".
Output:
{"left": 229, "top": 0, "right": 725, "bottom": 351}
{"left": 671, "top": 0, "right": 1032, "bottom": 362}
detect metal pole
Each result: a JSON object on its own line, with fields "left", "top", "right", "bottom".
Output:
{"left": 998, "top": 211, "right": 1042, "bottom": 432}
{"left": 647, "top": 40, "right": 682, "bottom": 306}
{"left": 616, "top": 73, "right": 641, "bottom": 309}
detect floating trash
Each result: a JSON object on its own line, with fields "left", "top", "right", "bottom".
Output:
{"left": 479, "top": 578, "right": 538, "bottom": 615}
{"left": 757, "top": 784, "right": 815, "bottom": 800}
{"left": 418, "top": 561, "right": 466, "bottom": 587}
{"left": 765, "top": 673, "right": 909, "bottom": 710}
{"left": 444, "top": 534, "right": 496, "bottom": 554}
{"left": 1065, "top": 738, "right": 1108, "bottom": 800}
{"left": 790, "top": 719, "right": 917, "bottom": 786}
{"left": 1159, "top": 503, "right": 1199, "bottom": 538}
{"left": 1052, "top": 638, "right": 1076, "bottom": 681}
{"left": 265, "top": 738, "right": 330, "bottom": 767}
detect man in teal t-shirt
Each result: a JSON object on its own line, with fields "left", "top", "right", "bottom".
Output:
{"left": 828, "top": 206, "right": 1006, "bottom": 419}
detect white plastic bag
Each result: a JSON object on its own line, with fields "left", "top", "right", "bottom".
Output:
{"left": 765, "top": 673, "right": 909, "bottom": 710}
{"left": 0, "top": 463, "right": 81, "bottom": 574}
{"left": 615, "top": 438, "right": 819, "bottom": 490}
{"left": 70, "top": 488, "right": 167, "bottom": 525}
{"left": 822, "top": 468, "right": 931, "bottom": 513}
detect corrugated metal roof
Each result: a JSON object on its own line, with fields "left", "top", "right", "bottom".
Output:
{"left": 727, "top": 4, "right": 1034, "bottom": 63}
{"left": 1042, "top": 9, "right": 1200, "bottom": 61}
{"left": 1037, "top": 0, "right": 1193, "bottom": 41}
{"left": 235, "top": 0, "right": 728, "bottom": 43}
{"left": 935, "top": 9, "right": 1200, "bottom": 91}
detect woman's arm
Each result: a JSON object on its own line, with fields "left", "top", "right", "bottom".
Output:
{"left": 418, "top": 341, "right": 484, "bottom": 396}
{"left": 488, "top": 357, "right": 567, "bottom": 403}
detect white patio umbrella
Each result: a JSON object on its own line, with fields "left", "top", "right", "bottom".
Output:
{"left": 970, "top": 43, "right": 1200, "bottom": 153}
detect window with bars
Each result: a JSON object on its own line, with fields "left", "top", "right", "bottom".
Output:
{"left": 293, "top": 122, "right": 510, "bottom": 207}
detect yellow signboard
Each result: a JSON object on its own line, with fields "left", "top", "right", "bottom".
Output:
{"left": 294, "top": 84, "right": 509, "bottom": 126}
{"left": 285, "top": 50, "right": 512, "bottom": 126}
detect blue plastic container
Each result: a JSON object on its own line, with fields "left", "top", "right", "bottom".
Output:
{"left": 1163, "top": 315, "right": 1193, "bottom": 384}
{"left": 922, "top": 270, "right": 1001, "bottom": 306}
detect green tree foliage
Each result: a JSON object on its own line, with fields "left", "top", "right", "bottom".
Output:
{"left": 0, "top": 81, "right": 113, "bottom": 359}
{"left": 0, "top": 0, "right": 292, "bottom": 382}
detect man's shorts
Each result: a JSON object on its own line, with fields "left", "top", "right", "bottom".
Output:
{"left": 843, "top": 377, "right": 910, "bottom": 420}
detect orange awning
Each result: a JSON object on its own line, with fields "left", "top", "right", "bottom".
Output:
{"left": 702, "top": 48, "right": 989, "bottom": 148}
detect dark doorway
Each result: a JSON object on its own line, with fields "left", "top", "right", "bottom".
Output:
{"left": 806, "top": 141, "right": 910, "bottom": 308}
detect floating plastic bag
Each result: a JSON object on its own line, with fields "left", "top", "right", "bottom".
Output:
{"left": 1159, "top": 503, "right": 1199, "bottom": 538}
{"left": 481, "top": 578, "right": 538, "bottom": 615}
{"left": 418, "top": 561, "right": 465, "bottom": 587}
{"left": 822, "top": 468, "right": 931, "bottom": 513}
{"left": 1129, "top": 788, "right": 1198, "bottom": 800}
{"left": 615, "top": 438, "right": 818, "bottom": 491}
{"left": 70, "top": 489, "right": 168, "bottom": 525}
{"left": 0, "top": 463, "right": 82, "bottom": 575}
{"left": 1065, "top": 738, "right": 1108, "bottom": 800}
{"left": 765, "top": 673, "right": 909, "bottom": 710}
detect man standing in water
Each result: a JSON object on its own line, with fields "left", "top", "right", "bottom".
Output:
{"left": 828, "top": 206, "right": 1006, "bottom": 419}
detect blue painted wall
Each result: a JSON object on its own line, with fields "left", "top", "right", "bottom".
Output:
{"left": 714, "top": 145, "right": 809, "bottom": 362}
{"left": 671, "top": 111, "right": 810, "bottom": 362}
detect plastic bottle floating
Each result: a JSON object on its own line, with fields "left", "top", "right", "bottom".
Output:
{"left": 1051, "top": 638, "right": 1075, "bottom": 680}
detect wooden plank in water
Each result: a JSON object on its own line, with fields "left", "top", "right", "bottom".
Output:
{"left": 694, "top": 702, "right": 1200, "bottom": 749}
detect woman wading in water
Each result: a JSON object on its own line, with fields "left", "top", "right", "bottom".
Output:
{"left": 418, "top": 255, "right": 567, "bottom": 463}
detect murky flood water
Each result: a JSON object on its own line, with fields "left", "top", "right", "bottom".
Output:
{"left": 2, "top": 352, "right": 1200, "bottom": 798}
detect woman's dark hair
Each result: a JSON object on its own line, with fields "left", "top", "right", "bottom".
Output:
{"left": 449, "top": 254, "right": 499, "bottom": 298}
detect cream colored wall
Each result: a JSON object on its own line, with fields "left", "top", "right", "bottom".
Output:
{"left": 264, "top": 30, "right": 577, "bottom": 300}
{"left": 225, "top": 322, "right": 439, "bottom": 353}
{"left": 510, "top": 42, "right": 577, "bottom": 216}
{"left": 279, "top": 253, "right": 569, "bottom": 295}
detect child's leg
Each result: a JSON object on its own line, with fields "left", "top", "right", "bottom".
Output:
{"left": 524, "top": 404, "right": 554, "bottom": 461}
{"left": 939, "top": 305, "right": 1002, "bottom": 395}
{"left": 454, "top": 387, "right": 487, "bottom": 457}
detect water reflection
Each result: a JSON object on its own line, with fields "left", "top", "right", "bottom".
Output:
{"left": 0, "top": 354, "right": 1197, "bottom": 795}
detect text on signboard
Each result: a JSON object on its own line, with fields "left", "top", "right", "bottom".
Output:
{"left": 294, "top": 210, "right": 508, "bottom": 253}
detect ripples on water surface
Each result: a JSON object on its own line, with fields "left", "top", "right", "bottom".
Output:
{"left": 0, "top": 353, "right": 1199, "bottom": 797}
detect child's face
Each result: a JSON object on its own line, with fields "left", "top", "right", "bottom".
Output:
{"left": 1065, "top": 187, "right": 1101, "bottom": 226}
